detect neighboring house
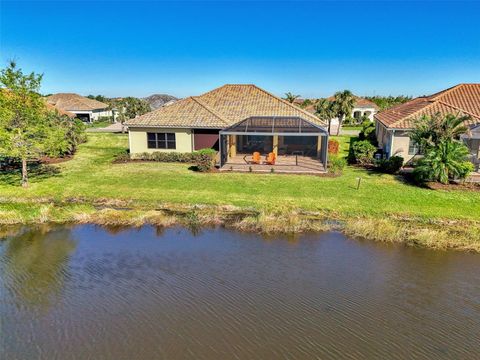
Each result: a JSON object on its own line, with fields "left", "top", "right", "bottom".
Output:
{"left": 46, "top": 93, "right": 112, "bottom": 122}
{"left": 125, "top": 84, "right": 329, "bottom": 173}
{"left": 326, "top": 95, "right": 379, "bottom": 122}
{"left": 304, "top": 96, "right": 378, "bottom": 134}
{"left": 375, "top": 83, "right": 480, "bottom": 169}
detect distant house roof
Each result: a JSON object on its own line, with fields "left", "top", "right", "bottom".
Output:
{"left": 326, "top": 95, "right": 379, "bottom": 109}
{"left": 375, "top": 84, "right": 480, "bottom": 129}
{"left": 46, "top": 93, "right": 109, "bottom": 111}
{"left": 125, "top": 84, "right": 326, "bottom": 129}
{"left": 45, "top": 103, "right": 76, "bottom": 118}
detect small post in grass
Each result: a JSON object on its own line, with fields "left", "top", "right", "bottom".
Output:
{"left": 356, "top": 177, "right": 362, "bottom": 190}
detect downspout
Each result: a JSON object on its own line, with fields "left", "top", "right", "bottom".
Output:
{"left": 191, "top": 129, "right": 195, "bottom": 152}
{"left": 389, "top": 129, "right": 395, "bottom": 158}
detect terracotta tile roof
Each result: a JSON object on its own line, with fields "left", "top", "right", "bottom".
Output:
{"left": 326, "top": 95, "right": 379, "bottom": 109}
{"left": 45, "top": 103, "right": 76, "bottom": 118}
{"left": 124, "top": 96, "right": 229, "bottom": 128}
{"left": 126, "top": 84, "right": 326, "bottom": 128}
{"left": 375, "top": 84, "right": 480, "bottom": 129}
{"left": 46, "top": 93, "right": 109, "bottom": 111}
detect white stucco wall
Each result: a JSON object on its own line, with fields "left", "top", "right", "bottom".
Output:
{"left": 91, "top": 109, "right": 112, "bottom": 120}
{"left": 67, "top": 109, "right": 112, "bottom": 122}
{"left": 352, "top": 106, "right": 376, "bottom": 121}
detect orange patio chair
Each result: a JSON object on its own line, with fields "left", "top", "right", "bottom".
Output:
{"left": 252, "top": 152, "right": 261, "bottom": 164}
{"left": 264, "top": 152, "right": 276, "bottom": 165}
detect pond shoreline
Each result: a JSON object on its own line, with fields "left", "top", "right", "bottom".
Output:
{"left": 1, "top": 200, "right": 479, "bottom": 252}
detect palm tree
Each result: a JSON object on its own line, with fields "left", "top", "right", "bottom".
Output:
{"left": 332, "top": 90, "right": 356, "bottom": 135}
{"left": 413, "top": 140, "right": 473, "bottom": 184}
{"left": 410, "top": 113, "right": 470, "bottom": 149}
{"left": 285, "top": 92, "right": 300, "bottom": 104}
{"left": 315, "top": 98, "right": 335, "bottom": 134}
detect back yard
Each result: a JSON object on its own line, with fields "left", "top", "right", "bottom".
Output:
{"left": 1, "top": 133, "right": 479, "bottom": 220}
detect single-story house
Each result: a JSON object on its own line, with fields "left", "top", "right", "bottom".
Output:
{"left": 375, "top": 83, "right": 480, "bottom": 170}
{"left": 125, "top": 84, "right": 329, "bottom": 173}
{"left": 46, "top": 93, "right": 112, "bottom": 122}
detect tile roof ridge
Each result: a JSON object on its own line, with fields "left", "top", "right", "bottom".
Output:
{"left": 190, "top": 96, "right": 230, "bottom": 125}
{"left": 435, "top": 99, "right": 480, "bottom": 120}
{"left": 250, "top": 84, "right": 327, "bottom": 126}
{"left": 428, "top": 84, "right": 464, "bottom": 100}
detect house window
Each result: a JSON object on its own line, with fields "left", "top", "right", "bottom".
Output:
{"left": 408, "top": 139, "right": 422, "bottom": 155}
{"left": 147, "top": 132, "right": 176, "bottom": 149}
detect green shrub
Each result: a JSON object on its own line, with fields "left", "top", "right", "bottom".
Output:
{"left": 194, "top": 148, "right": 217, "bottom": 172}
{"left": 358, "top": 120, "right": 377, "bottom": 144}
{"left": 413, "top": 140, "right": 474, "bottom": 184}
{"left": 130, "top": 149, "right": 217, "bottom": 171}
{"left": 114, "top": 151, "right": 130, "bottom": 163}
{"left": 328, "top": 155, "right": 346, "bottom": 175}
{"left": 376, "top": 156, "right": 404, "bottom": 174}
{"left": 350, "top": 140, "right": 377, "bottom": 166}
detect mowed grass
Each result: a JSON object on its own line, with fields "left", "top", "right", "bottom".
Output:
{"left": 1, "top": 133, "right": 479, "bottom": 221}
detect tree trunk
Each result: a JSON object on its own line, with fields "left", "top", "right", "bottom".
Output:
{"left": 336, "top": 114, "right": 344, "bottom": 136}
{"left": 21, "top": 158, "right": 28, "bottom": 188}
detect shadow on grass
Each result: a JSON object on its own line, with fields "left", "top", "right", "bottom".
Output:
{"left": 0, "top": 164, "right": 61, "bottom": 186}
{"left": 188, "top": 165, "right": 200, "bottom": 172}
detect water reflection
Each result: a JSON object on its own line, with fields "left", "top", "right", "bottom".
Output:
{"left": 1, "top": 225, "right": 76, "bottom": 311}
{"left": 0, "top": 225, "right": 479, "bottom": 360}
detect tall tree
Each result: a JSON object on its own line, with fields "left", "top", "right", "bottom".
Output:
{"left": 284, "top": 92, "right": 300, "bottom": 104}
{"left": 332, "top": 90, "right": 356, "bottom": 135}
{"left": 315, "top": 98, "right": 335, "bottom": 134}
{"left": 0, "top": 62, "right": 71, "bottom": 187}
{"left": 112, "top": 97, "right": 151, "bottom": 125}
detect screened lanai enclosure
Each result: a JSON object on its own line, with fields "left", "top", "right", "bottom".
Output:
{"left": 219, "top": 116, "right": 329, "bottom": 173}
{"left": 462, "top": 125, "right": 480, "bottom": 172}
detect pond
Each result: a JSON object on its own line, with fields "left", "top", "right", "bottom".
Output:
{"left": 1, "top": 225, "right": 479, "bottom": 359}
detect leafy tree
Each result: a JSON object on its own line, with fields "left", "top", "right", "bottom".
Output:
{"left": 284, "top": 92, "right": 300, "bottom": 103}
{"left": 315, "top": 98, "right": 335, "bottom": 134}
{"left": 331, "top": 90, "right": 356, "bottom": 135}
{"left": 409, "top": 113, "right": 469, "bottom": 150}
{"left": 301, "top": 98, "right": 312, "bottom": 108}
{"left": 112, "top": 97, "right": 151, "bottom": 124}
{"left": 87, "top": 94, "right": 108, "bottom": 103}
{"left": 413, "top": 140, "right": 474, "bottom": 184}
{"left": 0, "top": 61, "right": 82, "bottom": 187}
{"left": 358, "top": 120, "right": 377, "bottom": 144}
{"left": 365, "top": 95, "right": 411, "bottom": 110}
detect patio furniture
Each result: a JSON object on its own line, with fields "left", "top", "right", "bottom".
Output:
{"left": 264, "top": 152, "right": 276, "bottom": 165}
{"left": 243, "top": 152, "right": 261, "bottom": 164}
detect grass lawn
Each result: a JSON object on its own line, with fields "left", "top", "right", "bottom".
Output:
{"left": 341, "top": 125, "right": 362, "bottom": 130}
{"left": 1, "top": 133, "right": 479, "bottom": 221}
{"left": 86, "top": 119, "right": 113, "bottom": 129}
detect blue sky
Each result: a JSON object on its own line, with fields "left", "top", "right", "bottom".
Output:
{"left": 1, "top": 1, "right": 479, "bottom": 98}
